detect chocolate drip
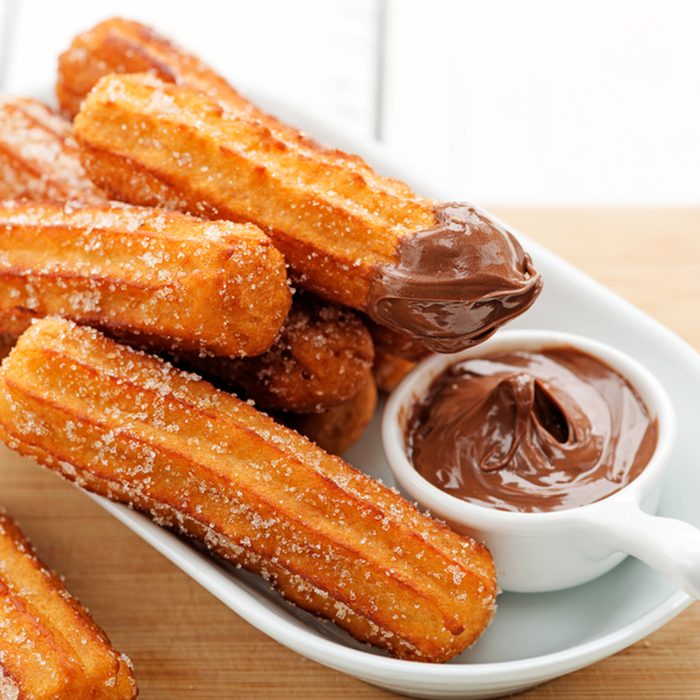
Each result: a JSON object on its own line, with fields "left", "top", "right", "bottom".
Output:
{"left": 367, "top": 203, "right": 542, "bottom": 353}
{"left": 406, "top": 347, "right": 658, "bottom": 512}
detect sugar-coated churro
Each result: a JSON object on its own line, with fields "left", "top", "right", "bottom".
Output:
{"left": 289, "top": 372, "right": 377, "bottom": 454}
{"left": 176, "top": 295, "right": 374, "bottom": 413}
{"left": 0, "top": 514, "right": 136, "bottom": 699}
{"left": 57, "top": 17, "right": 251, "bottom": 119}
{"left": 0, "top": 201, "right": 290, "bottom": 357}
{"left": 0, "top": 96, "right": 106, "bottom": 203}
{"left": 74, "top": 72, "right": 542, "bottom": 353}
{"left": 0, "top": 318, "right": 497, "bottom": 662}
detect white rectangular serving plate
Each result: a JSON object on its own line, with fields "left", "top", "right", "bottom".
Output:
{"left": 10, "top": 89, "right": 699, "bottom": 699}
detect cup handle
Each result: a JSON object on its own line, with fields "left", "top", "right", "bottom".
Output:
{"left": 586, "top": 499, "right": 700, "bottom": 598}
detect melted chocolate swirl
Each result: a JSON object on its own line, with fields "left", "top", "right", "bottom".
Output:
{"left": 367, "top": 203, "right": 542, "bottom": 353}
{"left": 407, "top": 347, "right": 658, "bottom": 512}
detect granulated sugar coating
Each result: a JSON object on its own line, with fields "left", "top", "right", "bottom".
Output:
{"left": 0, "top": 318, "right": 497, "bottom": 662}
{"left": 174, "top": 293, "right": 375, "bottom": 414}
{"left": 0, "top": 96, "right": 107, "bottom": 203}
{"left": 0, "top": 513, "right": 136, "bottom": 698}
{"left": 0, "top": 201, "right": 291, "bottom": 357}
{"left": 73, "top": 71, "right": 541, "bottom": 353}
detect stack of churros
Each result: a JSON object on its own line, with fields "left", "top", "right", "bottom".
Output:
{"left": 0, "top": 16, "right": 545, "bottom": 680}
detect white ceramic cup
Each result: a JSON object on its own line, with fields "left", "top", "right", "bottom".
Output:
{"left": 383, "top": 330, "right": 700, "bottom": 595}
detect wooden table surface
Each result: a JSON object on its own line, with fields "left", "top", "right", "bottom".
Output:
{"left": 1, "top": 208, "right": 698, "bottom": 699}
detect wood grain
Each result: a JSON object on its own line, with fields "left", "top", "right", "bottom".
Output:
{"left": 0, "top": 208, "right": 697, "bottom": 698}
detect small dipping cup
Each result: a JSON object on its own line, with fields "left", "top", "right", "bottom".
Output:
{"left": 383, "top": 330, "right": 700, "bottom": 595}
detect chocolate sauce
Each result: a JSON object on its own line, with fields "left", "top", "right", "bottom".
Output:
{"left": 406, "top": 347, "right": 658, "bottom": 512}
{"left": 367, "top": 203, "right": 542, "bottom": 353}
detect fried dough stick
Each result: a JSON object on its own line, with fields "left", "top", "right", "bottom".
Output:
{"left": 74, "top": 72, "right": 542, "bottom": 353}
{"left": 0, "top": 514, "right": 136, "bottom": 699}
{"left": 0, "top": 201, "right": 290, "bottom": 357}
{"left": 0, "top": 318, "right": 496, "bottom": 662}
{"left": 289, "top": 372, "right": 378, "bottom": 454}
{"left": 178, "top": 295, "right": 374, "bottom": 413}
{"left": 0, "top": 96, "right": 106, "bottom": 202}
{"left": 0, "top": 294, "right": 371, "bottom": 415}
{"left": 57, "top": 17, "right": 252, "bottom": 119}
{"left": 57, "top": 17, "right": 328, "bottom": 149}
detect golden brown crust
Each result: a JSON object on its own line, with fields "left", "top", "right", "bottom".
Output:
{"left": 57, "top": 17, "right": 406, "bottom": 165}
{"left": 176, "top": 295, "right": 374, "bottom": 413}
{"left": 57, "top": 17, "right": 251, "bottom": 119}
{"left": 373, "top": 349, "right": 417, "bottom": 393}
{"left": 290, "top": 372, "right": 378, "bottom": 454}
{"left": 0, "top": 201, "right": 290, "bottom": 357}
{"left": 0, "top": 318, "right": 496, "bottom": 662}
{"left": 366, "top": 317, "right": 432, "bottom": 362}
{"left": 73, "top": 73, "right": 440, "bottom": 312}
{"left": 0, "top": 514, "right": 136, "bottom": 699}
{"left": 0, "top": 96, "right": 106, "bottom": 203}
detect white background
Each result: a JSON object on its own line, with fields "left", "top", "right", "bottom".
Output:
{"left": 1, "top": 0, "right": 698, "bottom": 205}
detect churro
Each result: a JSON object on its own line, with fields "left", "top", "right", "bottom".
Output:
{"left": 0, "top": 318, "right": 496, "bottom": 662}
{"left": 0, "top": 514, "right": 136, "bottom": 699}
{"left": 74, "top": 72, "right": 542, "bottom": 353}
{"left": 57, "top": 17, "right": 251, "bottom": 119}
{"left": 290, "top": 372, "right": 377, "bottom": 454}
{"left": 176, "top": 295, "right": 374, "bottom": 413}
{"left": 0, "top": 96, "right": 105, "bottom": 202}
{"left": 0, "top": 201, "right": 290, "bottom": 357}
{"left": 56, "top": 17, "right": 321, "bottom": 147}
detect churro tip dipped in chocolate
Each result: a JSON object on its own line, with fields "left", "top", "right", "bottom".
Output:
{"left": 73, "top": 71, "right": 542, "bottom": 353}
{"left": 367, "top": 203, "right": 543, "bottom": 353}
{"left": 0, "top": 317, "right": 496, "bottom": 662}
{"left": 0, "top": 514, "right": 137, "bottom": 699}
{"left": 0, "top": 200, "right": 291, "bottom": 357}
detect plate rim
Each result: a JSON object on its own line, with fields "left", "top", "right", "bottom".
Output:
{"left": 97, "top": 495, "right": 692, "bottom": 688}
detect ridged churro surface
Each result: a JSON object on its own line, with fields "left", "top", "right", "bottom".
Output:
{"left": 178, "top": 295, "right": 374, "bottom": 413}
{"left": 0, "top": 96, "right": 106, "bottom": 203}
{"left": 74, "top": 73, "right": 541, "bottom": 352}
{"left": 0, "top": 318, "right": 496, "bottom": 662}
{"left": 0, "top": 514, "right": 136, "bottom": 699}
{"left": 0, "top": 201, "right": 290, "bottom": 357}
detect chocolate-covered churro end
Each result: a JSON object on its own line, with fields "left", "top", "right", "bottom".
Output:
{"left": 367, "top": 203, "right": 543, "bottom": 353}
